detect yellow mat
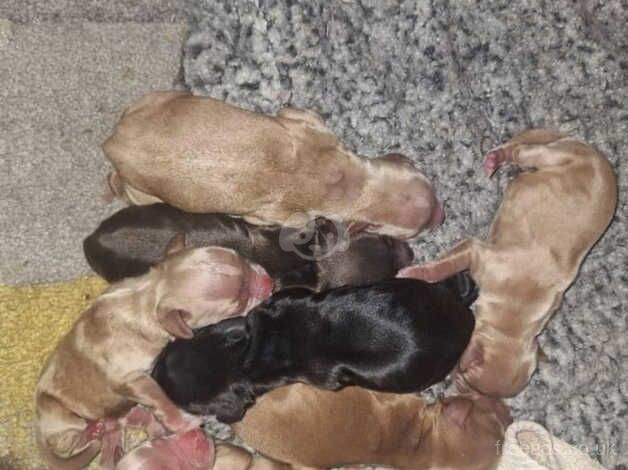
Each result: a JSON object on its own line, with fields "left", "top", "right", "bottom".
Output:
{"left": 0, "top": 277, "right": 107, "bottom": 470}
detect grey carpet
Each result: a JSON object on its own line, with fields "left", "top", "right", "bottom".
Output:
{"left": 182, "top": 1, "right": 627, "bottom": 467}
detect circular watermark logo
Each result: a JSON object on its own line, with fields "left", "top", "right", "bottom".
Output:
{"left": 278, "top": 213, "right": 351, "bottom": 261}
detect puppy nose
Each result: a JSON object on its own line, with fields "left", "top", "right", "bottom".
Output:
{"left": 251, "top": 272, "right": 274, "bottom": 300}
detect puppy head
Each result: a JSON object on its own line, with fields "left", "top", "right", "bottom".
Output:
{"left": 427, "top": 395, "right": 510, "bottom": 469}
{"left": 317, "top": 233, "right": 414, "bottom": 289}
{"left": 456, "top": 335, "right": 537, "bottom": 398}
{"left": 153, "top": 235, "right": 273, "bottom": 338}
{"left": 354, "top": 153, "right": 444, "bottom": 239}
{"left": 152, "top": 317, "right": 254, "bottom": 423}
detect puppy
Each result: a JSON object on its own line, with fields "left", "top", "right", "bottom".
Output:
{"left": 34, "top": 235, "right": 273, "bottom": 469}
{"left": 114, "top": 429, "right": 213, "bottom": 470}
{"left": 102, "top": 91, "right": 444, "bottom": 239}
{"left": 83, "top": 204, "right": 414, "bottom": 288}
{"left": 233, "top": 384, "right": 511, "bottom": 470}
{"left": 152, "top": 276, "right": 476, "bottom": 423}
{"left": 399, "top": 129, "right": 618, "bottom": 397}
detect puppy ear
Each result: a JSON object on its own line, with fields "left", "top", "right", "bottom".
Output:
{"left": 458, "top": 342, "right": 483, "bottom": 372}
{"left": 164, "top": 233, "right": 186, "bottom": 257}
{"left": 443, "top": 399, "right": 473, "bottom": 427}
{"left": 222, "top": 322, "right": 250, "bottom": 347}
{"left": 279, "top": 264, "right": 318, "bottom": 290}
{"left": 210, "top": 385, "right": 255, "bottom": 424}
{"left": 158, "top": 308, "right": 194, "bottom": 339}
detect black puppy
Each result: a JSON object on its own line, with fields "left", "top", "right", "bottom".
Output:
{"left": 83, "top": 203, "right": 413, "bottom": 289}
{"left": 152, "top": 275, "right": 477, "bottom": 423}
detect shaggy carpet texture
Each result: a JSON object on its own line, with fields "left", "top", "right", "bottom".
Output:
{"left": 182, "top": 1, "right": 627, "bottom": 468}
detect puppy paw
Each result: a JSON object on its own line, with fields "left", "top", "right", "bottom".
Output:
{"left": 483, "top": 148, "right": 506, "bottom": 177}
{"left": 83, "top": 419, "right": 106, "bottom": 441}
{"left": 99, "top": 428, "right": 124, "bottom": 469}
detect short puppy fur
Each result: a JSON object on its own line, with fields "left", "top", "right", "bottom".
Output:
{"left": 399, "top": 129, "right": 618, "bottom": 397}
{"left": 83, "top": 203, "right": 414, "bottom": 289}
{"left": 152, "top": 275, "right": 476, "bottom": 423}
{"left": 233, "top": 384, "right": 511, "bottom": 470}
{"left": 102, "top": 91, "right": 444, "bottom": 239}
{"left": 34, "top": 236, "right": 273, "bottom": 469}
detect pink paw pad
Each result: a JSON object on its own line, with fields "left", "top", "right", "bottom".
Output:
{"left": 483, "top": 150, "right": 503, "bottom": 177}
{"left": 83, "top": 419, "right": 106, "bottom": 441}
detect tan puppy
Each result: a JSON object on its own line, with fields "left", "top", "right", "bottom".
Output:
{"left": 35, "top": 235, "right": 273, "bottom": 469}
{"left": 102, "top": 91, "right": 444, "bottom": 239}
{"left": 399, "top": 129, "right": 618, "bottom": 397}
{"left": 232, "top": 384, "right": 511, "bottom": 470}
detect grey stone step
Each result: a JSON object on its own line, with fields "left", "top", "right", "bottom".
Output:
{"left": 0, "top": 20, "right": 187, "bottom": 284}
{"left": 0, "top": 0, "right": 189, "bottom": 24}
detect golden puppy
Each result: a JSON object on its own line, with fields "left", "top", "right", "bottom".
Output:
{"left": 399, "top": 129, "right": 617, "bottom": 397}
{"left": 231, "top": 384, "right": 511, "bottom": 470}
{"left": 102, "top": 91, "right": 444, "bottom": 239}
{"left": 35, "top": 235, "right": 273, "bottom": 469}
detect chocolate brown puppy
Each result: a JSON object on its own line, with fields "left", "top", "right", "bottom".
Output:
{"left": 34, "top": 237, "right": 273, "bottom": 469}
{"left": 83, "top": 204, "right": 414, "bottom": 289}
{"left": 152, "top": 276, "right": 477, "bottom": 423}
{"left": 399, "top": 129, "right": 618, "bottom": 397}
{"left": 233, "top": 385, "right": 511, "bottom": 470}
{"left": 102, "top": 91, "right": 444, "bottom": 239}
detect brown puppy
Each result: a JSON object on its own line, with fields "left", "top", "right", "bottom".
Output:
{"left": 102, "top": 91, "right": 444, "bottom": 239}
{"left": 399, "top": 129, "right": 617, "bottom": 397}
{"left": 231, "top": 384, "right": 511, "bottom": 470}
{"left": 34, "top": 236, "right": 273, "bottom": 469}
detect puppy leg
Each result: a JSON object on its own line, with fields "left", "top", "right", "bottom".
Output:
{"left": 99, "top": 423, "right": 124, "bottom": 469}
{"left": 106, "top": 171, "right": 164, "bottom": 205}
{"left": 484, "top": 140, "right": 572, "bottom": 177}
{"left": 276, "top": 107, "right": 327, "bottom": 131}
{"left": 36, "top": 393, "right": 104, "bottom": 459}
{"left": 116, "top": 374, "right": 202, "bottom": 433}
{"left": 397, "top": 239, "right": 480, "bottom": 283}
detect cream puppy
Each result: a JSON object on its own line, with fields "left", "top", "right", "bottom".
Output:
{"left": 35, "top": 235, "right": 273, "bottom": 469}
